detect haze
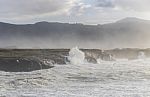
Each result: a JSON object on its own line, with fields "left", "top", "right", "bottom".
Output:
{"left": 0, "top": 0, "right": 150, "bottom": 49}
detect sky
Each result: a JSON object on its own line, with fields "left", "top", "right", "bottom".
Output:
{"left": 0, "top": 0, "right": 150, "bottom": 24}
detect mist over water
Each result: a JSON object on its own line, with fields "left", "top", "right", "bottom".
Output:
{"left": 1, "top": 18, "right": 150, "bottom": 49}
{"left": 66, "top": 47, "right": 150, "bottom": 65}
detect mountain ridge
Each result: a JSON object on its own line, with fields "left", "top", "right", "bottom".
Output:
{"left": 0, "top": 17, "right": 149, "bottom": 25}
{"left": 0, "top": 17, "right": 150, "bottom": 48}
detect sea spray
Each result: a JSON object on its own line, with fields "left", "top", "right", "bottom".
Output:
{"left": 67, "top": 47, "right": 85, "bottom": 65}
{"left": 138, "top": 51, "right": 146, "bottom": 59}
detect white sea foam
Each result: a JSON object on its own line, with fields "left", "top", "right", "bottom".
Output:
{"left": 1, "top": 49, "right": 150, "bottom": 96}
{"left": 1, "top": 57, "right": 150, "bottom": 97}
{"left": 138, "top": 51, "right": 146, "bottom": 59}
{"left": 67, "top": 46, "right": 85, "bottom": 65}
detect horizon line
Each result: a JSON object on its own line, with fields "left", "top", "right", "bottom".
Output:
{"left": 0, "top": 17, "right": 149, "bottom": 26}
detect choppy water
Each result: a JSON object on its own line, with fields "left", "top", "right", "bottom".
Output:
{"left": 1, "top": 59, "right": 150, "bottom": 97}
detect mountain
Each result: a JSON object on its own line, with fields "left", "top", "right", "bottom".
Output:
{"left": 116, "top": 17, "right": 150, "bottom": 23}
{"left": 0, "top": 17, "right": 150, "bottom": 48}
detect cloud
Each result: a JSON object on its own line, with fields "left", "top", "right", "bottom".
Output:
{"left": 69, "top": 2, "right": 91, "bottom": 16}
{"left": 75, "top": 0, "right": 150, "bottom": 24}
{"left": 0, "top": 0, "right": 78, "bottom": 18}
{"left": 115, "top": 0, "right": 150, "bottom": 12}
{"left": 96, "top": 0, "right": 115, "bottom": 8}
{"left": 95, "top": 0, "right": 150, "bottom": 12}
{"left": 0, "top": 0, "right": 150, "bottom": 24}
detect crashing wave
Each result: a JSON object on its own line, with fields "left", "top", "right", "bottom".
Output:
{"left": 66, "top": 47, "right": 85, "bottom": 65}
{"left": 138, "top": 51, "right": 146, "bottom": 59}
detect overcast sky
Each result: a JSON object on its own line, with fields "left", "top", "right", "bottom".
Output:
{"left": 0, "top": 0, "right": 150, "bottom": 24}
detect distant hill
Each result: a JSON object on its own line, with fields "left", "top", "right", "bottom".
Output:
{"left": 0, "top": 17, "right": 150, "bottom": 49}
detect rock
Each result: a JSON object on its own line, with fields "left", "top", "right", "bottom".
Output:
{"left": 0, "top": 57, "right": 54, "bottom": 72}
{"left": 85, "top": 56, "right": 97, "bottom": 64}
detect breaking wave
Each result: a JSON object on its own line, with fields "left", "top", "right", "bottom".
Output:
{"left": 66, "top": 46, "right": 85, "bottom": 65}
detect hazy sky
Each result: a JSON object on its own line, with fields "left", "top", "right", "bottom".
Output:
{"left": 1, "top": 0, "right": 150, "bottom": 24}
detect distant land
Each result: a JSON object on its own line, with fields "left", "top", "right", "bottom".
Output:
{"left": 0, "top": 17, "right": 150, "bottom": 49}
